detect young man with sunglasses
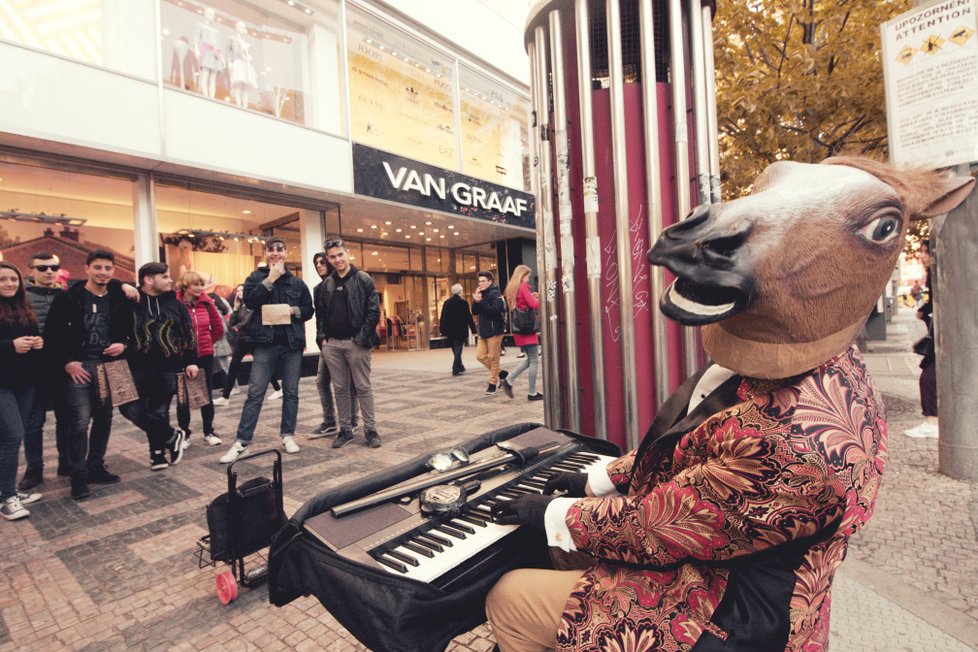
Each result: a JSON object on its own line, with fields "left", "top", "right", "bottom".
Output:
{"left": 316, "top": 238, "right": 382, "bottom": 449}
{"left": 220, "top": 238, "right": 313, "bottom": 463}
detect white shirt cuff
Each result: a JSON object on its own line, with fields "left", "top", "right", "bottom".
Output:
{"left": 588, "top": 466, "right": 620, "bottom": 497}
{"left": 544, "top": 497, "right": 578, "bottom": 552}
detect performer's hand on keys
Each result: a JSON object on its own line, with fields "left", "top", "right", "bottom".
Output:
{"left": 543, "top": 472, "right": 589, "bottom": 497}
{"left": 491, "top": 494, "right": 553, "bottom": 528}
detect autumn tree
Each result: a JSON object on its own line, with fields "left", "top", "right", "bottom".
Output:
{"left": 713, "top": 0, "right": 913, "bottom": 199}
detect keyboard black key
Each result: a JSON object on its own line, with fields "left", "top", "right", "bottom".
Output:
{"left": 402, "top": 541, "right": 435, "bottom": 558}
{"left": 374, "top": 554, "right": 408, "bottom": 573}
{"left": 387, "top": 548, "right": 420, "bottom": 567}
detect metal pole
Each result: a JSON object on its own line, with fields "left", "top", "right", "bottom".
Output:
{"left": 574, "top": 0, "right": 608, "bottom": 439}
{"left": 639, "top": 0, "right": 671, "bottom": 409}
{"left": 549, "top": 9, "right": 581, "bottom": 432}
{"left": 668, "top": 0, "right": 700, "bottom": 379}
{"left": 688, "top": 0, "right": 711, "bottom": 206}
{"left": 701, "top": 2, "right": 722, "bottom": 202}
{"left": 607, "top": 0, "right": 640, "bottom": 449}
{"left": 534, "top": 26, "right": 563, "bottom": 427}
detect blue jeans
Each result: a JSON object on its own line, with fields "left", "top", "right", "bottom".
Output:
{"left": 63, "top": 361, "right": 114, "bottom": 474}
{"left": 0, "top": 386, "right": 35, "bottom": 500}
{"left": 22, "top": 379, "right": 69, "bottom": 471}
{"left": 235, "top": 343, "right": 302, "bottom": 444}
{"left": 507, "top": 344, "right": 539, "bottom": 395}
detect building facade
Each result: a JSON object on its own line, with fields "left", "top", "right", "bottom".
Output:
{"left": 0, "top": 0, "right": 534, "bottom": 350}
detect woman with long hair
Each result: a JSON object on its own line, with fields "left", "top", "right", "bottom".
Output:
{"left": 175, "top": 271, "right": 225, "bottom": 447}
{"left": 499, "top": 264, "right": 543, "bottom": 401}
{"left": 0, "top": 262, "right": 44, "bottom": 520}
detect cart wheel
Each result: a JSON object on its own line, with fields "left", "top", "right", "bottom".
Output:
{"left": 216, "top": 570, "right": 238, "bottom": 604}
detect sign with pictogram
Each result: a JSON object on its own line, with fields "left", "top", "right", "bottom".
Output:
{"left": 881, "top": 0, "right": 978, "bottom": 168}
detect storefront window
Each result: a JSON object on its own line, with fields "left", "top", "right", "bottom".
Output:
{"left": 155, "top": 181, "right": 308, "bottom": 296}
{"left": 160, "top": 0, "right": 323, "bottom": 126}
{"left": 0, "top": 0, "right": 157, "bottom": 79}
{"left": 0, "top": 161, "right": 137, "bottom": 282}
{"left": 346, "top": 5, "right": 457, "bottom": 169}
{"left": 459, "top": 65, "right": 531, "bottom": 192}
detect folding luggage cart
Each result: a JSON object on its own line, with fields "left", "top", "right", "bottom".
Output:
{"left": 195, "top": 449, "right": 286, "bottom": 604}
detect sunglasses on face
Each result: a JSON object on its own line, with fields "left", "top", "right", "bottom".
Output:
{"left": 266, "top": 244, "right": 286, "bottom": 252}
{"left": 323, "top": 239, "right": 344, "bottom": 249}
{"left": 32, "top": 265, "right": 60, "bottom": 272}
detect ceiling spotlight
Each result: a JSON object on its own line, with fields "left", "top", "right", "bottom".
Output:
{"left": 395, "top": 228, "right": 402, "bottom": 232}
{"left": 384, "top": 221, "right": 392, "bottom": 225}
{"left": 356, "top": 227, "right": 364, "bottom": 232}
{"left": 405, "top": 235, "right": 411, "bottom": 239}
{"left": 433, "top": 228, "right": 439, "bottom": 232}
{"left": 426, "top": 238, "right": 432, "bottom": 242}
{"left": 425, "top": 221, "right": 432, "bottom": 225}
{"left": 447, "top": 225, "right": 454, "bottom": 229}
{"left": 242, "top": 209, "right": 252, "bottom": 215}
{"left": 410, "top": 225, "right": 417, "bottom": 229}
{"left": 370, "top": 224, "right": 377, "bottom": 229}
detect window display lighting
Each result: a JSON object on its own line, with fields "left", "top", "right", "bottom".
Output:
{"left": 1, "top": 210, "right": 86, "bottom": 226}
{"left": 280, "top": 0, "right": 314, "bottom": 15}
{"left": 176, "top": 228, "right": 265, "bottom": 244}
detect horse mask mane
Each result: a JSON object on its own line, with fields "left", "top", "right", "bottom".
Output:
{"left": 648, "top": 156, "right": 975, "bottom": 379}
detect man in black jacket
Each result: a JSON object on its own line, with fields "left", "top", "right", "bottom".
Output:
{"left": 316, "top": 238, "right": 381, "bottom": 449}
{"left": 471, "top": 270, "right": 507, "bottom": 395}
{"left": 45, "top": 251, "right": 134, "bottom": 500}
{"left": 221, "top": 238, "right": 313, "bottom": 463}
{"left": 119, "top": 262, "right": 197, "bottom": 471}
{"left": 439, "top": 282, "right": 476, "bottom": 376}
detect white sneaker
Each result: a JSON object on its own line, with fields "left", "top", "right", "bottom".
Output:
{"left": 268, "top": 389, "right": 284, "bottom": 401}
{"left": 16, "top": 491, "right": 42, "bottom": 505}
{"left": 282, "top": 435, "right": 300, "bottom": 454}
{"left": 219, "top": 441, "right": 248, "bottom": 464}
{"left": 182, "top": 437, "right": 191, "bottom": 451}
{"left": 904, "top": 421, "right": 939, "bottom": 439}
{"left": 203, "top": 434, "right": 223, "bottom": 446}
{"left": 212, "top": 396, "right": 229, "bottom": 406}
{"left": 1, "top": 495, "right": 30, "bottom": 521}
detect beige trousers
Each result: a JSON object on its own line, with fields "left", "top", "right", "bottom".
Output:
{"left": 485, "top": 568, "right": 585, "bottom": 652}
{"left": 476, "top": 334, "right": 504, "bottom": 385}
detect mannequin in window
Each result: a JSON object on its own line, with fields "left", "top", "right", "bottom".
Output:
{"left": 226, "top": 21, "right": 257, "bottom": 108}
{"left": 170, "top": 36, "right": 192, "bottom": 90}
{"left": 195, "top": 7, "right": 223, "bottom": 98}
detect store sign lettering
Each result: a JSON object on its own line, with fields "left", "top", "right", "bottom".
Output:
{"left": 382, "top": 161, "right": 529, "bottom": 217}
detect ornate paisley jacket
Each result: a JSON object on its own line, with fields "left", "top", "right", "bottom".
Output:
{"left": 557, "top": 347, "right": 887, "bottom": 651}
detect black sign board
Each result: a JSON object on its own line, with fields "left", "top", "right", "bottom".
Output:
{"left": 352, "top": 143, "right": 535, "bottom": 228}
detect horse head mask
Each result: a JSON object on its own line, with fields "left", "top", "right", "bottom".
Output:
{"left": 648, "top": 157, "right": 975, "bottom": 379}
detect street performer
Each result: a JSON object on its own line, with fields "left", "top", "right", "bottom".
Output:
{"left": 486, "top": 157, "right": 975, "bottom": 651}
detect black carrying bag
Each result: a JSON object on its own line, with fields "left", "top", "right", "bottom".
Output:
{"left": 268, "top": 423, "right": 621, "bottom": 652}
{"left": 511, "top": 306, "right": 538, "bottom": 335}
{"left": 207, "top": 476, "right": 286, "bottom": 562}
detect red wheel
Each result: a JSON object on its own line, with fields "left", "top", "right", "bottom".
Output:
{"left": 216, "top": 570, "right": 238, "bottom": 604}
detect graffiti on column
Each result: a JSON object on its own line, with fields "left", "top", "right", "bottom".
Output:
{"left": 602, "top": 240, "right": 622, "bottom": 343}
{"left": 629, "top": 205, "right": 650, "bottom": 316}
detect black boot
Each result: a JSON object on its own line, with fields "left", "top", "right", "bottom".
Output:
{"left": 17, "top": 467, "right": 43, "bottom": 491}
{"left": 71, "top": 471, "right": 92, "bottom": 501}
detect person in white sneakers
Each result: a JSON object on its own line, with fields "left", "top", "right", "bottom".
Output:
{"left": 221, "top": 238, "right": 313, "bottom": 463}
{"left": 906, "top": 239, "right": 939, "bottom": 439}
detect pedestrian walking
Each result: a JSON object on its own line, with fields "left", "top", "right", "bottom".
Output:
{"left": 119, "top": 262, "right": 197, "bottom": 471}
{"left": 439, "top": 283, "right": 476, "bottom": 376}
{"left": 472, "top": 270, "right": 507, "bottom": 395}
{"left": 176, "top": 271, "right": 225, "bottom": 447}
{"left": 0, "top": 262, "right": 43, "bottom": 520}
{"left": 311, "top": 251, "right": 358, "bottom": 438}
{"left": 45, "top": 251, "right": 134, "bottom": 500}
{"left": 220, "top": 237, "right": 313, "bottom": 463}
{"left": 214, "top": 284, "right": 283, "bottom": 405}
{"left": 498, "top": 265, "right": 543, "bottom": 401}
{"left": 316, "top": 238, "right": 382, "bottom": 449}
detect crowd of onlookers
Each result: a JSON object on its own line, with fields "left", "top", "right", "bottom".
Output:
{"left": 1, "top": 237, "right": 383, "bottom": 522}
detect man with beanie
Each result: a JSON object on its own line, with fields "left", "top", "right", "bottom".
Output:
{"left": 119, "top": 262, "right": 197, "bottom": 471}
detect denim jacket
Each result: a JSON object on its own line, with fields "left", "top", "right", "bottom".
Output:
{"left": 241, "top": 266, "right": 313, "bottom": 350}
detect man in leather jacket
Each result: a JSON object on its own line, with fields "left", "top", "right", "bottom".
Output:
{"left": 315, "top": 238, "right": 382, "bottom": 449}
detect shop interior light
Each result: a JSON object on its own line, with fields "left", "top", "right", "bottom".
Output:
{"left": 278, "top": 0, "right": 314, "bottom": 15}
{"left": 177, "top": 228, "right": 265, "bottom": 244}
{"left": 1, "top": 210, "right": 86, "bottom": 226}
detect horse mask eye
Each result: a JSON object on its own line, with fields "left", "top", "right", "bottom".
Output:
{"left": 859, "top": 215, "right": 902, "bottom": 244}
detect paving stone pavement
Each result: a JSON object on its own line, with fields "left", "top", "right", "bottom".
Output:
{"left": 2, "top": 317, "right": 976, "bottom": 651}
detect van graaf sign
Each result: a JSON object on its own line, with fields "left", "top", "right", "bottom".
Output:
{"left": 353, "top": 144, "right": 535, "bottom": 228}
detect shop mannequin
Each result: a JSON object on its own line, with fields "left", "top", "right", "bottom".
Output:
{"left": 171, "top": 37, "right": 190, "bottom": 90}
{"left": 195, "top": 7, "right": 223, "bottom": 98}
{"left": 226, "top": 21, "right": 257, "bottom": 108}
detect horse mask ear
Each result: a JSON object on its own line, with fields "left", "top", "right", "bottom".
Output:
{"left": 913, "top": 175, "right": 975, "bottom": 220}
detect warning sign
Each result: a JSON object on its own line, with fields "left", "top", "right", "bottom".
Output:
{"left": 881, "top": 0, "right": 978, "bottom": 168}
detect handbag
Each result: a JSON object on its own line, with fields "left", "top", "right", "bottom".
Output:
{"left": 511, "top": 306, "right": 538, "bottom": 335}
{"left": 213, "top": 329, "right": 233, "bottom": 357}
{"left": 912, "top": 335, "right": 934, "bottom": 357}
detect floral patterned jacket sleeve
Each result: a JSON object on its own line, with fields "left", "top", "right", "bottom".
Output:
{"left": 566, "top": 394, "right": 850, "bottom": 566}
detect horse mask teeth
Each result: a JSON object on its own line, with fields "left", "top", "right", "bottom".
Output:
{"left": 647, "top": 156, "right": 976, "bottom": 379}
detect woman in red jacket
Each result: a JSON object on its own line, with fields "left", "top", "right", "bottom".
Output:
{"left": 176, "top": 271, "right": 225, "bottom": 447}
{"left": 499, "top": 264, "right": 542, "bottom": 401}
